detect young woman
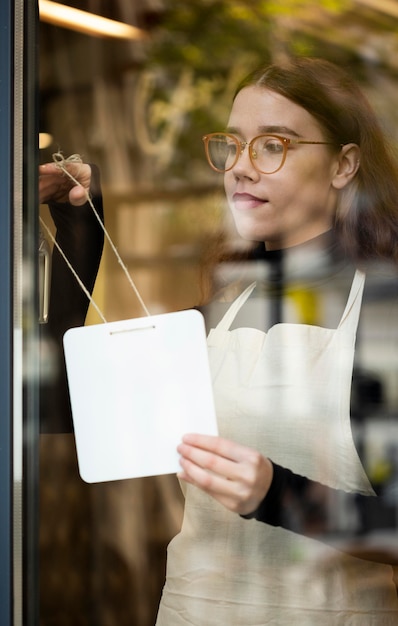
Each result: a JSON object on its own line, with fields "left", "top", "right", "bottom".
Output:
{"left": 156, "top": 57, "right": 398, "bottom": 624}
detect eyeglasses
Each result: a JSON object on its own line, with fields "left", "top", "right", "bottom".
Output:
{"left": 202, "top": 132, "right": 337, "bottom": 175}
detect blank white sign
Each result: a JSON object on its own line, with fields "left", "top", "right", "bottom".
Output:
{"left": 63, "top": 309, "right": 218, "bottom": 483}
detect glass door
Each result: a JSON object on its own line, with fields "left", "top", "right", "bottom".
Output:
{"left": 6, "top": 3, "right": 396, "bottom": 625}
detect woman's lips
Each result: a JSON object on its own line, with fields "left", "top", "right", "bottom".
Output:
{"left": 232, "top": 192, "right": 266, "bottom": 209}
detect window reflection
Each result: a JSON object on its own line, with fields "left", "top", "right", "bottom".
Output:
{"left": 38, "top": 2, "right": 398, "bottom": 625}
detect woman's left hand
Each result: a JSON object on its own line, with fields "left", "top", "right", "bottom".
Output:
{"left": 177, "top": 433, "right": 273, "bottom": 516}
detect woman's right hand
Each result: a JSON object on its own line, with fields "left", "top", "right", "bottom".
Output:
{"left": 39, "top": 161, "right": 92, "bottom": 206}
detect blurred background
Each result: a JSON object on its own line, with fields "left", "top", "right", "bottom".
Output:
{"left": 38, "top": 2, "right": 398, "bottom": 625}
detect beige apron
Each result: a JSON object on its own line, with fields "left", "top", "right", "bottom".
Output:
{"left": 156, "top": 270, "right": 398, "bottom": 625}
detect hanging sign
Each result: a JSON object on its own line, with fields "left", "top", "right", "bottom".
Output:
{"left": 64, "top": 309, "right": 218, "bottom": 483}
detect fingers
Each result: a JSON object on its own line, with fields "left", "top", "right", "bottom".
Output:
{"left": 39, "top": 161, "right": 84, "bottom": 179}
{"left": 177, "top": 434, "right": 274, "bottom": 516}
{"left": 38, "top": 163, "right": 91, "bottom": 205}
{"left": 38, "top": 175, "right": 62, "bottom": 204}
{"left": 180, "top": 433, "right": 247, "bottom": 462}
{"left": 178, "top": 437, "right": 247, "bottom": 482}
{"left": 177, "top": 444, "right": 235, "bottom": 492}
{"left": 177, "top": 456, "right": 240, "bottom": 505}
{"left": 39, "top": 163, "right": 57, "bottom": 176}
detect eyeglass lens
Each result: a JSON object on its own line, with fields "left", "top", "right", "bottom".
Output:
{"left": 206, "top": 134, "right": 285, "bottom": 174}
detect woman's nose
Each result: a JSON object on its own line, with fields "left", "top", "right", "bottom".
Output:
{"left": 231, "top": 144, "right": 259, "bottom": 180}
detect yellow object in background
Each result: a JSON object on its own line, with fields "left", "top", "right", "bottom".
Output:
{"left": 287, "top": 286, "right": 321, "bottom": 326}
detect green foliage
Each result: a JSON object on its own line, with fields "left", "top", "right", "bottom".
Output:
{"left": 140, "top": 0, "right": 353, "bottom": 181}
{"left": 149, "top": 0, "right": 273, "bottom": 74}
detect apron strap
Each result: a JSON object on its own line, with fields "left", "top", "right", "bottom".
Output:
{"left": 215, "top": 282, "right": 257, "bottom": 332}
{"left": 337, "top": 269, "right": 366, "bottom": 332}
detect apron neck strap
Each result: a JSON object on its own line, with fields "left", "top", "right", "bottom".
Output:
{"left": 337, "top": 269, "right": 366, "bottom": 332}
{"left": 216, "top": 282, "right": 257, "bottom": 332}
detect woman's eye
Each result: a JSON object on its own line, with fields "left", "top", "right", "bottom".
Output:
{"left": 226, "top": 142, "right": 238, "bottom": 156}
{"left": 263, "top": 139, "right": 284, "bottom": 154}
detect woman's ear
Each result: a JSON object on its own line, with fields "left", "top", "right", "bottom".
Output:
{"left": 332, "top": 143, "right": 360, "bottom": 190}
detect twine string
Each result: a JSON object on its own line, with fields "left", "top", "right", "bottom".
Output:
{"left": 47, "top": 152, "right": 151, "bottom": 320}
{"left": 39, "top": 215, "right": 108, "bottom": 323}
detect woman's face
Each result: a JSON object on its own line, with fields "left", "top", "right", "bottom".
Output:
{"left": 224, "top": 86, "right": 342, "bottom": 249}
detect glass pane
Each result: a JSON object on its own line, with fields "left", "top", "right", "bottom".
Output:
{"left": 37, "top": 2, "right": 398, "bottom": 625}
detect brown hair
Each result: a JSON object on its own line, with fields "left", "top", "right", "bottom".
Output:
{"left": 235, "top": 57, "right": 398, "bottom": 263}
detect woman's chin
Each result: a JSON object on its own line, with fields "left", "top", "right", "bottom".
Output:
{"left": 234, "top": 226, "right": 267, "bottom": 243}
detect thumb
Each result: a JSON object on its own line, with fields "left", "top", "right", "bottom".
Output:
{"left": 69, "top": 184, "right": 89, "bottom": 206}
